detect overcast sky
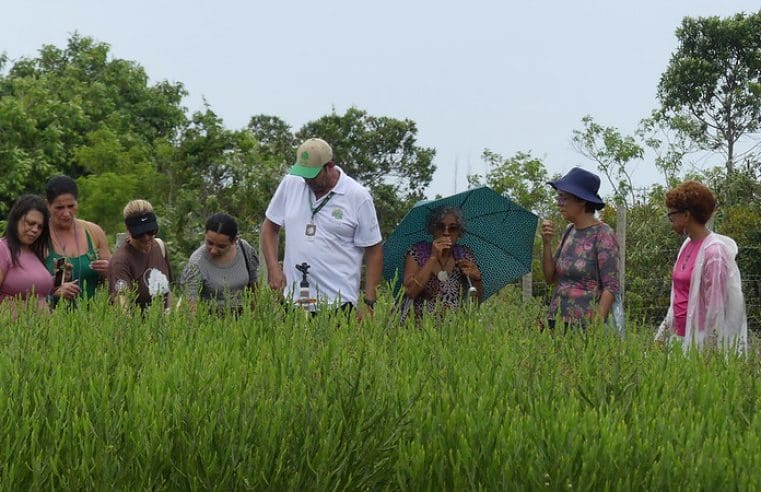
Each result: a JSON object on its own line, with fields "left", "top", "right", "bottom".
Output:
{"left": 2, "top": 0, "right": 759, "bottom": 199}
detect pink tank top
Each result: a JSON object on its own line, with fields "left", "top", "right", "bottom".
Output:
{"left": 672, "top": 238, "right": 705, "bottom": 337}
{"left": 0, "top": 238, "right": 54, "bottom": 303}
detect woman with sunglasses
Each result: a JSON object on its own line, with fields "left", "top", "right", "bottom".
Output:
{"left": 402, "top": 207, "right": 482, "bottom": 319}
{"left": 541, "top": 167, "right": 620, "bottom": 329}
{"left": 108, "top": 199, "right": 173, "bottom": 311}
{"left": 655, "top": 181, "right": 747, "bottom": 353}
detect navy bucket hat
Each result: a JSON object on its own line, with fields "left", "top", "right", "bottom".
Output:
{"left": 547, "top": 167, "right": 605, "bottom": 210}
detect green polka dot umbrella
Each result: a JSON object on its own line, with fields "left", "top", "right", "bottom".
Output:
{"left": 383, "top": 186, "right": 538, "bottom": 302}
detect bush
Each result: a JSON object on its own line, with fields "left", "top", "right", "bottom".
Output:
{"left": 0, "top": 290, "right": 758, "bottom": 489}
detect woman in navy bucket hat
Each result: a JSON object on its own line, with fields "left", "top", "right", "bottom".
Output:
{"left": 547, "top": 167, "right": 605, "bottom": 210}
{"left": 540, "top": 167, "right": 621, "bottom": 330}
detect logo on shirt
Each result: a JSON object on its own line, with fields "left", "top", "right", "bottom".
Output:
{"left": 332, "top": 207, "right": 344, "bottom": 220}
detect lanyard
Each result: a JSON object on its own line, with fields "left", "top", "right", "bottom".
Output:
{"left": 310, "top": 192, "right": 335, "bottom": 221}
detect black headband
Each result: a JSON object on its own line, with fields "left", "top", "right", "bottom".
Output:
{"left": 125, "top": 212, "right": 157, "bottom": 227}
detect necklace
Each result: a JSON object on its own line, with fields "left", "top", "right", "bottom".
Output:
{"left": 680, "top": 241, "right": 697, "bottom": 271}
{"left": 436, "top": 257, "right": 450, "bottom": 282}
{"left": 52, "top": 220, "right": 81, "bottom": 256}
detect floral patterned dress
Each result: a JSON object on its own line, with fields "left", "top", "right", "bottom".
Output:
{"left": 402, "top": 241, "right": 479, "bottom": 320}
{"left": 548, "top": 222, "right": 620, "bottom": 323}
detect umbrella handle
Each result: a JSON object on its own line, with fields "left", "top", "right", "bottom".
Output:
{"left": 464, "top": 275, "right": 478, "bottom": 300}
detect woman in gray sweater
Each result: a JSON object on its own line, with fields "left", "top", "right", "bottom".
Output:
{"left": 180, "top": 213, "right": 258, "bottom": 312}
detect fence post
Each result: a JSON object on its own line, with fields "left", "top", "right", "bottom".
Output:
{"left": 616, "top": 205, "right": 626, "bottom": 301}
{"left": 522, "top": 271, "right": 532, "bottom": 303}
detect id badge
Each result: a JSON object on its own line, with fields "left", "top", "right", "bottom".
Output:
{"left": 305, "top": 223, "right": 316, "bottom": 240}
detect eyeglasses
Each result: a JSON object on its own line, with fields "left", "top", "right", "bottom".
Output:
{"left": 667, "top": 210, "right": 685, "bottom": 221}
{"left": 133, "top": 229, "right": 158, "bottom": 239}
{"left": 434, "top": 223, "right": 461, "bottom": 233}
{"left": 555, "top": 193, "right": 578, "bottom": 205}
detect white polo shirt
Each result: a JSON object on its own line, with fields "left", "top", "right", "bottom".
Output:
{"left": 265, "top": 168, "right": 382, "bottom": 306}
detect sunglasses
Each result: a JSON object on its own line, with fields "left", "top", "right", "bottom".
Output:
{"left": 133, "top": 229, "right": 158, "bottom": 239}
{"left": 434, "top": 223, "right": 461, "bottom": 233}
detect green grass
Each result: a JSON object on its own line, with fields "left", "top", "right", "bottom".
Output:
{"left": 0, "top": 288, "right": 759, "bottom": 490}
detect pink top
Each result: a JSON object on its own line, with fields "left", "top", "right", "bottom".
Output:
{"left": 0, "top": 238, "right": 54, "bottom": 303}
{"left": 672, "top": 237, "right": 705, "bottom": 336}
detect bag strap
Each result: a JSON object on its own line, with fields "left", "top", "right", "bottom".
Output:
{"left": 155, "top": 237, "right": 166, "bottom": 259}
{"left": 558, "top": 224, "right": 574, "bottom": 253}
{"left": 239, "top": 239, "right": 256, "bottom": 288}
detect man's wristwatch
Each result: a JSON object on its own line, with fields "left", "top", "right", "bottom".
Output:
{"left": 363, "top": 298, "right": 376, "bottom": 308}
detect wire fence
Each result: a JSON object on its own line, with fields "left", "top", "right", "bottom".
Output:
{"left": 525, "top": 244, "right": 761, "bottom": 331}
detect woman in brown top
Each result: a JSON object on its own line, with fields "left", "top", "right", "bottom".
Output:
{"left": 108, "top": 200, "right": 172, "bottom": 311}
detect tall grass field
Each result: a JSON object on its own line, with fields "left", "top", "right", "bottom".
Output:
{"left": 1, "top": 288, "right": 759, "bottom": 490}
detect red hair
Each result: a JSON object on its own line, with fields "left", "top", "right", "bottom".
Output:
{"left": 665, "top": 181, "right": 716, "bottom": 225}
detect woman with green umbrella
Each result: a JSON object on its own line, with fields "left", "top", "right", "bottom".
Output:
{"left": 402, "top": 207, "right": 482, "bottom": 319}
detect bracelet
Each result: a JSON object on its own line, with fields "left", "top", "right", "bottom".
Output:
{"left": 411, "top": 277, "right": 422, "bottom": 287}
{"left": 363, "top": 298, "right": 376, "bottom": 308}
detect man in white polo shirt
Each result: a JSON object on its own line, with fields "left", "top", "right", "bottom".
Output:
{"left": 261, "top": 137, "right": 383, "bottom": 314}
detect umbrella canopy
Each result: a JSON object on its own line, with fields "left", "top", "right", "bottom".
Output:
{"left": 383, "top": 186, "right": 538, "bottom": 302}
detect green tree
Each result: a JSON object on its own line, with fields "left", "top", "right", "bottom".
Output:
{"left": 0, "top": 33, "right": 187, "bottom": 220}
{"left": 297, "top": 108, "right": 435, "bottom": 199}
{"left": 467, "top": 149, "right": 558, "bottom": 289}
{"left": 657, "top": 11, "right": 761, "bottom": 174}
{"left": 467, "top": 149, "right": 555, "bottom": 218}
{"left": 165, "top": 107, "right": 269, "bottom": 258}
{"left": 247, "top": 114, "right": 296, "bottom": 168}
{"left": 247, "top": 107, "right": 436, "bottom": 237}
{"left": 572, "top": 116, "right": 644, "bottom": 208}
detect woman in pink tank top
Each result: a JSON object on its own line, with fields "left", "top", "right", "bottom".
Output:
{"left": 0, "top": 195, "right": 55, "bottom": 313}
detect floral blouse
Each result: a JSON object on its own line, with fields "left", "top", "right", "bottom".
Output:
{"left": 548, "top": 222, "right": 620, "bottom": 322}
{"left": 403, "top": 241, "right": 479, "bottom": 320}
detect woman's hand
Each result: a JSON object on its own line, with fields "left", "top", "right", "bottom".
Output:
{"left": 540, "top": 219, "right": 555, "bottom": 244}
{"left": 541, "top": 219, "right": 558, "bottom": 283}
{"left": 456, "top": 259, "right": 481, "bottom": 281}
{"left": 90, "top": 259, "right": 110, "bottom": 275}
{"left": 56, "top": 280, "right": 81, "bottom": 300}
{"left": 431, "top": 237, "right": 453, "bottom": 260}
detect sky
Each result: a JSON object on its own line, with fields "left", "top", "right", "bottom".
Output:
{"left": 2, "top": 0, "right": 759, "bottom": 199}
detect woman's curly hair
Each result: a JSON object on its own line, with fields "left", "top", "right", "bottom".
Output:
{"left": 665, "top": 180, "right": 716, "bottom": 225}
{"left": 425, "top": 207, "right": 466, "bottom": 236}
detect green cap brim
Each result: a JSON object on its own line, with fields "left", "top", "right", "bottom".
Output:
{"left": 290, "top": 163, "right": 322, "bottom": 179}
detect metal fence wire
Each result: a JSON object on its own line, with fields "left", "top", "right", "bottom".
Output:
{"left": 528, "top": 245, "right": 761, "bottom": 332}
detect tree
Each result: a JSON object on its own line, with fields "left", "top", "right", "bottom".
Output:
{"left": 0, "top": 33, "right": 187, "bottom": 218}
{"left": 572, "top": 116, "right": 644, "bottom": 208}
{"left": 467, "top": 149, "right": 555, "bottom": 217}
{"left": 657, "top": 11, "right": 761, "bottom": 174}
{"left": 247, "top": 114, "right": 296, "bottom": 169}
{"left": 165, "top": 107, "right": 272, "bottom": 257}
{"left": 246, "top": 108, "right": 436, "bottom": 236}
{"left": 297, "top": 108, "right": 436, "bottom": 202}
{"left": 246, "top": 108, "right": 435, "bottom": 237}
{"left": 467, "top": 150, "right": 558, "bottom": 288}
{"left": 636, "top": 113, "right": 698, "bottom": 186}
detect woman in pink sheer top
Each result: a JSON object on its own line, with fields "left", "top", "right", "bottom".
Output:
{"left": 655, "top": 181, "right": 747, "bottom": 354}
